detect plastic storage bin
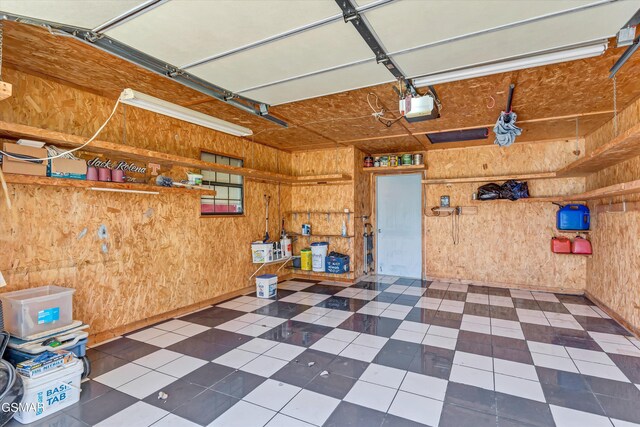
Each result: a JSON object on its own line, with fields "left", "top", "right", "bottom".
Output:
{"left": 311, "top": 242, "right": 329, "bottom": 272}
{"left": 13, "top": 359, "right": 83, "bottom": 424}
{"left": 325, "top": 253, "right": 350, "bottom": 274}
{"left": 6, "top": 339, "right": 87, "bottom": 366}
{"left": 256, "top": 274, "right": 277, "bottom": 298}
{"left": 557, "top": 205, "right": 590, "bottom": 230}
{"left": 0, "top": 286, "right": 75, "bottom": 339}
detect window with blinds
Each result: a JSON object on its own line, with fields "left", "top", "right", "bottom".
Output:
{"left": 200, "top": 152, "right": 244, "bottom": 215}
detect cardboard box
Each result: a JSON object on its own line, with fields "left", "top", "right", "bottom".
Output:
{"left": 2, "top": 143, "right": 47, "bottom": 176}
{"left": 48, "top": 157, "right": 87, "bottom": 180}
{"left": 16, "top": 350, "right": 75, "bottom": 378}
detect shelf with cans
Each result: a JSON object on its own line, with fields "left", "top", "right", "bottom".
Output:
{"left": 362, "top": 152, "right": 426, "bottom": 174}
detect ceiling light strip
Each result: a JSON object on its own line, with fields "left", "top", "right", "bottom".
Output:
{"left": 119, "top": 88, "right": 253, "bottom": 136}
{"left": 386, "top": 0, "right": 614, "bottom": 59}
{"left": 412, "top": 41, "right": 607, "bottom": 87}
{"left": 92, "top": 0, "right": 170, "bottom": 33}
{"left": 179, "top": 0, "right": 396, "bottom": 70}
{"left": 0, "top": 13, "right": 288, "bottom": 128}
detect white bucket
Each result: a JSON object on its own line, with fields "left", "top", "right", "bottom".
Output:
{"left": 256, "top": 274, "right": 277, "bottom": 298}
{"left": 311, "top": 242, "right": 329, "bottom": 272}
{"left": 251, "top": 242, "right": 273, "bottom": 263}
{"left": 14, "top": 359, "right": 83, "bottom": 424}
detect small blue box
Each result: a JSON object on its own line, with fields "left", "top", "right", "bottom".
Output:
{"left": 557, "top": 204, "right": 590, "bottom": 230}
{"left": 325, "top": 254, "right": 350, "bottom": 274}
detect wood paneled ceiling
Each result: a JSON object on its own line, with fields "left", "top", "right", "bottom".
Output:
{"left": 3, "top": 21, "right": 640, "bottom": 153}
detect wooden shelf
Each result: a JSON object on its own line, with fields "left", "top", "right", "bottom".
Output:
{"left": 569, "top": 179, "right": 640, "bottom": 200}
{"left": 286, "top": 210, "right": 352, "bottom": 215}
{"left": 556, "top": 229, "right": 591, "bottom": 233}
{"left": 287, "top": 267, "right": 354, "bottom": 280}
{"left": 0, "top": 121, "right": 291, "bottom": 183}
{"left": 557, "top": 123, "right": 640, "bottom": 177}
{"left": 292, "top": 174, "right": 352, "bottom": 184}
{"left": 470, "top": 196, "right": 569, "bottom": 203}
{"left": 252, "top": 257, "right": 292, "bottom": 266}
{"left": 363, "top": 164, "right": 426, "bottom": 174}
{"left": 422, "top": 172, "right": 557, "bottom": 185}
{"left": 3, "top": 174, "right": 217, "bottom": 195}
{"left": 465, "top": 179, "right": 640, "bottom": 204}
{"left": 290, "top": 233, "right": 355, "bottom": 238}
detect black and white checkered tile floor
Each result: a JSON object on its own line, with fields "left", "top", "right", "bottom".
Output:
{"left": 15, "top": 275, "right": 640, "bottom": 427}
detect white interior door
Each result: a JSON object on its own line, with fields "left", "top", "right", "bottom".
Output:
{"left": 376, "top": 174, "right": 423, "bottom": 278}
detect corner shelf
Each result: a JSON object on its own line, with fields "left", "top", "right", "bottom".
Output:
{"left": 363, "top": 164, "right": 426, "bottom": 174}
{"left": 557, "top": 123, "right": 640, "bottom": 177}
{"left": 3, "top": 174, "right": 217, "bottom": 195}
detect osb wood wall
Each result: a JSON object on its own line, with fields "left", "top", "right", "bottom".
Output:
{"left": 289, "top": 147, "right": 360, "bottom": 279}
{"left": 423, "top": 140, "right": 587, "bottom": 291}
{"left": 584, "top": 96, "right": 640, "bottom": 332}
{"left": 353, "top": 147, "right": 372, "bottom": 277}
{"left": 0, "top": 68, "right": 293, "bottom": 337}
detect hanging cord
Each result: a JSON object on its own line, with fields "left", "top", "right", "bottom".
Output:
{"left": 367, "top": 92, "right": 402, "bottom": 128}
{"left": 0, "top": 22, "right": 3, "bottom": 81}
{"left": 451, "top": 207, "right": 460, "bottom": 245}
{"left": 613, "top": 75, "right": 618, "bottom": 136}
{"left": 122, "top": 104, "right": 127, "bottom": 145}
{"left": 0, "top": 98, "right": 121, "bottom": 162}
{"left": 574, "top": 117, "right": 581, "bottom": 156}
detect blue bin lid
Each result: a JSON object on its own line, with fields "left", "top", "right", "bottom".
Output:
{"left": 257, "top": 274, "right": 277, "bottom": 279}
{"left": 310, "top": 242, "right": 329, "bottom": 246}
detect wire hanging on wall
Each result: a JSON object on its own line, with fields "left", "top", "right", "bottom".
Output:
{"left": 0, "top": 22, "right": 4, "bottom": 82}
{"left": 451, "top": 207, "right": 460, "bottom": 245}
{"left": 574, "top": 117, "right": 581, "bottom": 157}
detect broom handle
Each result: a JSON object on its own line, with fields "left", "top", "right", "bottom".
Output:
{"left": 0, "top": 168, "right": 11, "bottom": 209}
{"left": 506, "top": 84, "right": 515, "bottom": 112}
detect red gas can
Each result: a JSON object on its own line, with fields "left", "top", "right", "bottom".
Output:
{"left": 551, "top": 237, "right": 571, "bottom": 253}
{"left": 571, "top": 237, "right": 592, "bottom": 255}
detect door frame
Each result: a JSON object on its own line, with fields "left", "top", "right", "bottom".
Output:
{"left": 371, "top": 172, "right": 425, "bottom": 279}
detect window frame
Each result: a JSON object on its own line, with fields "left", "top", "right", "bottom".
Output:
{"left": 200, "top": 150, "right": 245, "bottom": 217}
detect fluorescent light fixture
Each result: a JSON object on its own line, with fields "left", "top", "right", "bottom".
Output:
{"left": 119, "top": 89, "right": 253, "bottom": 137}
{"left": 412, "top": 43, "right": 607, "bottom": 87}
{"left": 89, "top": 187, "right": 160, "bottom": 195}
